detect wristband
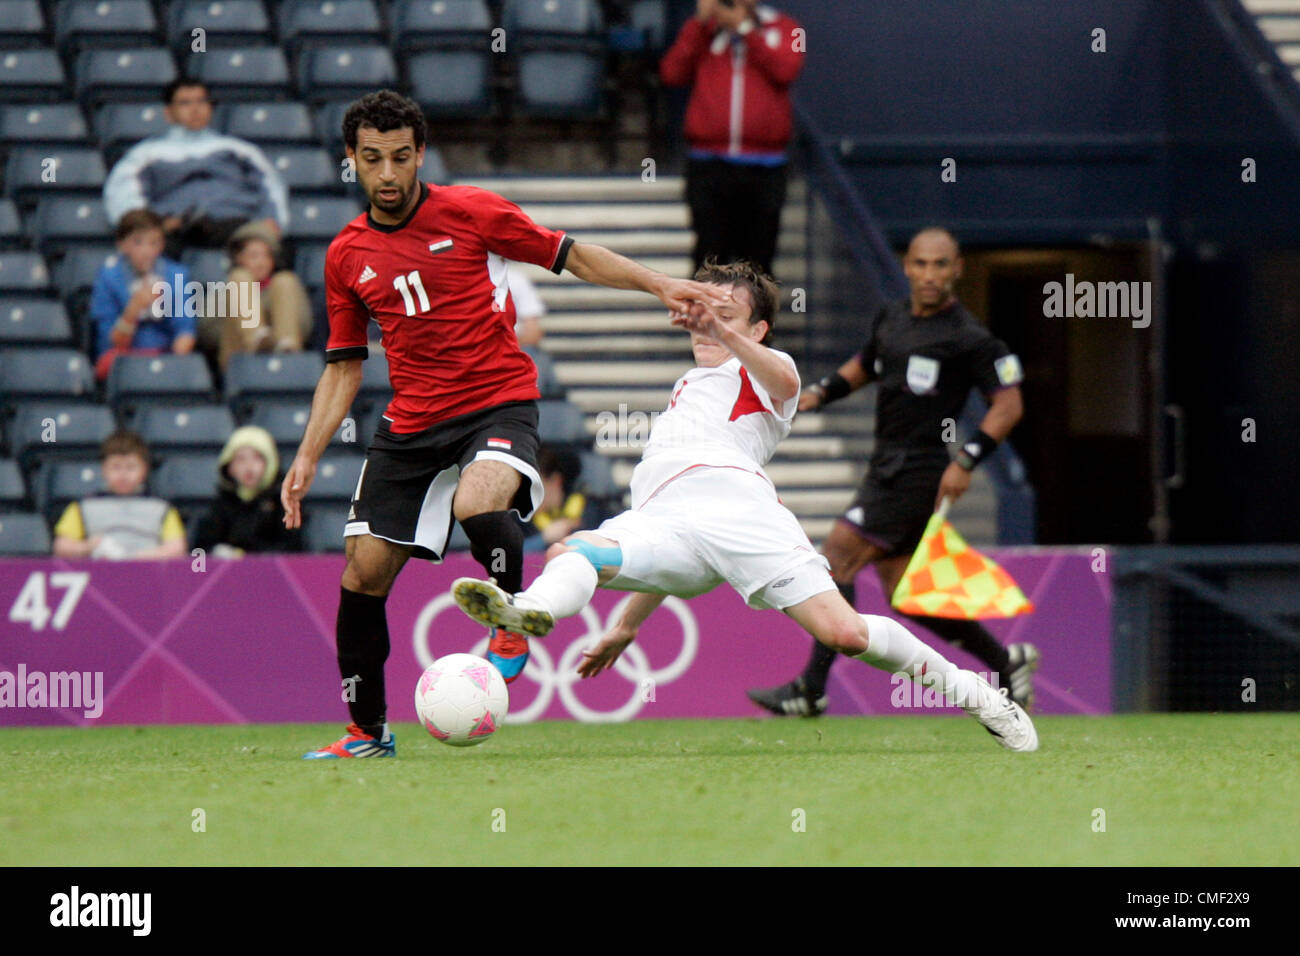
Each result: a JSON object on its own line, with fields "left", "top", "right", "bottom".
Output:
{"left": 815, "top": 372, "right": 852, "bottom": 406}
{"left": 956, "top": 430, "right": 999, "bottom": 471}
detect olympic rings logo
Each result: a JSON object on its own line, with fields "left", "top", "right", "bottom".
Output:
{"left": 411, "top": 593, "right": 699, "bottom": 723}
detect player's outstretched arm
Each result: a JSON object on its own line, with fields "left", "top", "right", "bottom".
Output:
{"left": 577, "top": 592, "right": 667, "bottom": 678}
{"left": 564, "top": 241, "right": 731, "bottom": 316}
{"left": 281, "top": 358, "right": 363, "bottom": 528}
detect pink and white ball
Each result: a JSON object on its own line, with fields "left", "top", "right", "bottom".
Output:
{"left": 414, "top": 653, "right": 509, "bottom": 747}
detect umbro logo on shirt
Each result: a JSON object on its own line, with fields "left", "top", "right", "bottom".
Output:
{"left": 358, "top": 265, "right": 377, "bottom": 284}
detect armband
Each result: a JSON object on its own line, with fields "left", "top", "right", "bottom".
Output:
{"left": 814, "top": 372, "right": 852, "bottom": 407}
{"left": 956, "top": 430, "right": 999, "bottom": 471}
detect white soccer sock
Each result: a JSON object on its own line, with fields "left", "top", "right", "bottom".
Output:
{"left": 851, "top": 614, "right": 980, "bottom": 708}
{"left": 516, "top": 551, "right": 599, "bottom": 620}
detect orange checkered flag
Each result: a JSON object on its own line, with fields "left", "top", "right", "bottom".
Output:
{"left": 890, "top": 497, "right": 1034, "bottom": 619}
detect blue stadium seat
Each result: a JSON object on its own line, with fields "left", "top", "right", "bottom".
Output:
{"left": 0, "top": 49, "right": 67, "bottom": 103}
{"left": 504, "top": 0, "right": 604, "bottom": 43}
{"left": 359, "top": 350, "right": 391, "bottom": 401}
{"left": 577, "top": 449, "right": 618, "bottom": 498}
{"left": 515, "top": 51, "right": 605, "bottom": 119}
{"left": 54, "top": 0, "right": 158, "bottom": 57}
{"left": 537, "top": 399, "right": 585, "bottom": 444}
{"left": 5, "top": 146, "right": 106, "bottom": 209}
{"left": 7, "top": 402, "right": 115, "bottom": 470}
{"left": 286, "top": 197, "right": 364, "bottom": 241}
{"left": 26, "top": 197, "right": 111, "bottom": 256}
{"left": 224, "top": 352, "right": 325, "bottom": 410}
{"left": 149, "top": 451, "right": 220, "bottom": 514}
{"left": 303, "top": 452, "right": 364, "bottom": 502}
{"left": 0, "top": 512, "right": 51, "bottom": 555}
{"left": 262, "top": 144, "right": 340, "bottom": 195}
{"left": 297, "top": 45, "right": 397, "bottom": 104}
{"left": 391, "top": 0, "right": 491, "bottom": 53}
{"left": 0, "top": 348, "right": 94, "bottom": 402}
{"left": 75, "top": 48, "right": 176, "bottom": 106}
{"left": 406, "top": 50, "right": 494, "bottom": 119}
{"left": 0, "top": 104, "right": 90, "bottom": 150}
{"left": 353, "top": 400, "right": 385, "bottom": 447}
{"left": 631, "top": 0, "right": 668, "bottom": 51}
{"left": 313, "top": 100, "right": 352, "bottom": 155}
{"left": 219, "top": 101, "right": 316, "bottom": 144}
{"left": 132, "top": 404, "right": 236, "bottom": 452}
{"left": 246, "top": 399, "right": 358, "bottom": 455}
{"left": 0, "top": 1, "right": 46, "bottom": 51}
{"left": 186, "top": 47, "right": 289, "bottom": 102}
{"left": 36, "top": 457, "right": 105, "bottom": 519}
{"left": 52, "top": 244, "right": 115, "bottom": 300}
{"left": 106, "top": 354, "right": 215, "bottom": 412}
{"left": 94, "top": 102, "right": 170, "bottom": 166}
{"left": 302, "top": 502, "right": 350, "bottom": 552}
{"left": 0, "top": 252, "right": 52, "bottom": 293}
{"left": 180, "top": 248, "right": 229, "bottom": 286}
{"left": 0, "top": 200, "right": 22, "bottom": 249}
{"left": 279, "top": 0, "right": 383, "bottom": 51}
{"left": 423, "top": 147, "right": 453, "bottom": 185}
{"left": 293, "top": 242, "right": 330, "bottom": 291}
{"left": 0, "top": 458, "right": 27, "bottom": 510}
{"left": 0, "top": 297, "right": 73, "bottom": 347}
{"left": 167, "top": 0, "right": 273, "bottom": 54}
{"left": 529, "top": 347, "right": 564, "bottom": 398}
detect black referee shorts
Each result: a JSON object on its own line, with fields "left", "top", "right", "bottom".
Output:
{"left": 838, "top": 458, "right": 947, "bottom": 559}
{"left": 344, "top": 400, "right": 542, "bottom": 561}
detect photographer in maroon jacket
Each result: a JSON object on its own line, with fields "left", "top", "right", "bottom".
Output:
{"left": 660, "top": 0, "right": 805, "bottom": 278}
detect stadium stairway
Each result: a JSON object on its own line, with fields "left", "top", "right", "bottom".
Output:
{"left": 1242, "top": 0, "right": 1300, "bottom": 82}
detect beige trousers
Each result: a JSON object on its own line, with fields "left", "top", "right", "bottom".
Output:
{"left": 205, "top": 268, "right": 313, "bottom": 370}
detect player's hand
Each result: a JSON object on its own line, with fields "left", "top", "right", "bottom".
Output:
{"left": 670, "top": 299, "right": 723, "bottom": 341}
{"left": 656, "top": 276, "right": 731, "bottom": 319}
{"left": 577, "top": 626, "right": 637, "bottom": 678}
{"left": 797, "top": 388, "right": 824, "bottom": 413}
{"left": 281, "top": 455, "right": 317, "bottom": 529}
{"left": 936, "top": 462, "right": 972, "bottom": 509}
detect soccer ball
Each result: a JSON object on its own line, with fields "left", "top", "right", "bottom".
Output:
{"left": 414, "top": 653, "right": 509, "bottom": 747}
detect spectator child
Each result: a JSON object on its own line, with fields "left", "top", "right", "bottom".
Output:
{"left": 525, "top": 446, "right": 586, "bottom": 552}
{"left": 194, "top": 425, "right": 302, "bottom": 555}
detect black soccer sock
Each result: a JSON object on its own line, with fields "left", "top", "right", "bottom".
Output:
{"left": 336, "top": 586, "right": 391, "bottom": 738}
{"left": 904, "top": 615, "right": 1010, "bottom": 674}
{"left": 461, "top": 510, "right": 525, "bottom": 594}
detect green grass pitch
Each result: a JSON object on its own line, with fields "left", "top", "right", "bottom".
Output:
{"left": 1, "top": 714, "right": 1295, "bottom": 866}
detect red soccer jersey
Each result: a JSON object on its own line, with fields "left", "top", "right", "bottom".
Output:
{"left": 324, "top": 182, "right": 573, "bottom": 431}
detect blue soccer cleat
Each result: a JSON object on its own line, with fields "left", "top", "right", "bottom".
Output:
{"left": 303, "top": 723, "right": 396, "bottom": 759}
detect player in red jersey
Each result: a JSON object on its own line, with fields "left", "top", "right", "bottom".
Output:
{"left": 292, "top": 90, "right": 730, "bottom": 758}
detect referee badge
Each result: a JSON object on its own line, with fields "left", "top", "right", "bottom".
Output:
{"left": 994, "top": 354, "right": 1024, "bottom": 386}
{"left": 906, "top": 355, "right": 940, "bottom": 394}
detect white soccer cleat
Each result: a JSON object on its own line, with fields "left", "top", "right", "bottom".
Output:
{"left": 451, "top": 577, "right": 555, "bottom": 638}
{"left": 963, "top": 672, "right": 1039, "bottom": 752}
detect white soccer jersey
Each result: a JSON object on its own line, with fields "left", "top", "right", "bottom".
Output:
{"left": 629, "top": 350, "right": 799, "bottom": 509}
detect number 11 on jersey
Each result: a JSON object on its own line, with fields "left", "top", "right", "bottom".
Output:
{"left": 393, "top": 270, "right": 430, "bottom": 316}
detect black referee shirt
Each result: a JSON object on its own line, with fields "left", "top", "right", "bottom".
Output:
{"left": 858, "top": 299, "right": 1023, "bottom": 473}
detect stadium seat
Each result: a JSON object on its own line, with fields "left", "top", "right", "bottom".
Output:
{"left": 262, "top": 144, "right": 340, "bottom": 195}
{"left": 0, "top": 458, "right": 27, "bottom": 510}
{"left": 36, "top": 458, "right": 105, "bottom": 520}
{"left": 219, "top": 101, "right": 316, "bottom": 144}
{"left": 302, "top": 502, "right": 350, "bottom": 552}
{"left": 106, "top": 354, "right": 215, "bottom": 412}
{"left": 504, "top": 0, "right": 604, "bottom": 46}
{"left": 293, "top": 242, "right": 330, "bottom": 292}
{"left": 149, "top": 451, "right": 220, "bottom": 514}
{"left": 529, "top": 347, "right": 564, "bottom": 398}
{"left": 52, "top": 244, "right": 115, "bottom": 300}
{"left": 75, "top": 48, "right": 177, "bottom": 106}
{"left": 515, "top": 51, "right": 605, "bottom": 119}
{"left": 303, "top": 452, "right": 363, "bottom": 502}
{"left": 245, "top": 399, "right": 359, "bottom": 455}
{"left": 4, "top": 146, "right": 106, "bottom": 209}
{"left": 406, "top": 50, "right": 494, "bottom": 119}
{"left": 312, "top": 100, "right": 352, "bottom": 155}
{"left": 631, "top": 0, "right": 668, "bottom": 51}
{"left": 279, "top": 0, "right": 383, "bottom": 51}
{"left": 94, "top": 102, "right": 171, "bottom": 166}
{"left": 358, "top": 350, "right": 391, "bottom": 401}
{"left": 0, "top": 49, "right": 67, "bottom": 103}
{"left": 297, "top": 45, "right": 398, "bottom": 104}
{"left": 537, "top": 399, "right": 585, "bottom": 444}
{"left": 0, "top": 512, "right": 51, "bottom": 555}
{"left": 180, "top": 248, "right": 229, "bottom": 286}
{"left": 0, "top": 104, "right": 90, "bottom": 151}
{"left": 0, "top": 1, "right": 46, "bottom": 51}
{"left": 391, "top": 0, "right": 492, "bottom": 53}
{"left": 0, "top": 297, "right": 73, "bottom": 347}
{"left": 0, "top": 200, "right": 23, "bottom": 249}
{"left": 0, "top": 252, "right": 52, "bottom": 293}
{"left": 0, "top": 348, "right": 94, "bottom": 402}
{"left": 186, "top": 47, "right": 290, "bottom": 102}
{"left": 286, "top": 197, "right": 364, "bottom": 241}
{"left": 54, "top": 0, "right": 159, "bottom": 57}
{"left": 167, "top": 0, "right": 273, "bottom": 55}
{"left": 7, "top": 402, "right": 115, "bottom": 470}
{"left": 224, "top": 352, "right": 325, "bottom": 411}
{"left": 26, "top": 197, "right": 112, "bottom": 256}
{"left": 577, "top": 449, "right": 618, "bottom": 498}
{"left": 132, "top": 404, "right": 236, "bottom": 453}
{"left": 353, "top": 400, "right": 386, "bottom": 447}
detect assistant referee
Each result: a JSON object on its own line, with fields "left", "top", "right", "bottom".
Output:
{"left": 748, "top": 227, "right": 1039, "bottom": 716}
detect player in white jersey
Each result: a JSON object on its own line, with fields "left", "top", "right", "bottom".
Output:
{"left": 451, "top": 261, "right": 1037, "bottom": 751}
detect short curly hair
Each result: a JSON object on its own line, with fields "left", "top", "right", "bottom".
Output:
{"left": 693, "top": 258, "right": 780, "bottom": 344}
{"left": 342, "top": 90, "right": 428, "bottom": 152}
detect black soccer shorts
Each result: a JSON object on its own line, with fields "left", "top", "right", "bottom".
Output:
{"left": 345, "top": 400, "right": 542, "bottom": 560}
{"left": 839, "top": 458, "right": 947, "bottom": 559}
